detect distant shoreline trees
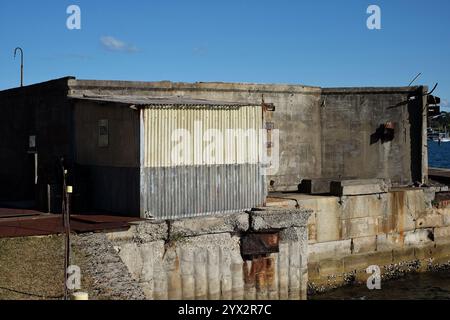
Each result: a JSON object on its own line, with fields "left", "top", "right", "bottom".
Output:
{"left": 430, "top": 112, "right": 450, "bottom": 131}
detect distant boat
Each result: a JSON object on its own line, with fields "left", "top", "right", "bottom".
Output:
{"left": 434, "top": 133, "right": 450, "bottom": 143}
{"left": 428, "top": 128, "right": 450, "bottom": 143}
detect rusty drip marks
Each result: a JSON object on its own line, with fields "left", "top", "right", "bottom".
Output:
{"left": 392, "top": 191, "right": 406, "bottom": 244}
{"left": 243, "top": 256, "right": 276, "bottom": 291}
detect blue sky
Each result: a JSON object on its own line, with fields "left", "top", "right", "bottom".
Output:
{"left": 0, "top": 0, "right": 449, "bottom": 110}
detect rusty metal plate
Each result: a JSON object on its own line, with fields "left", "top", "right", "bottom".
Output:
{"left": 0, "top": 208, "right": 41, "bottom": 219}
{"left": 0, "top": 214, "right": 135, "bottom": 239}
{"left": 71, "top": 215, "right": 141, "bottom": 224}
{"left": 241, "top": 233, "right": 279, "bottom": 256}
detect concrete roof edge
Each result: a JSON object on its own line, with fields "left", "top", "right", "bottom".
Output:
{"left": 69, "top": 95, "right": 263, "bottom": 107}
{"left": 0, "top": 76, "right": 75, "bottom": 95}
{"left": 68, "top": 79, "right": 322, "bottom": 93}
{"left": 322, "top": 86, "right": 425, "bottom": 94}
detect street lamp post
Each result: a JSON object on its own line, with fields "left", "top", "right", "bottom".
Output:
{"left": 14, "top": 47, "right": 24, "bottom": 87}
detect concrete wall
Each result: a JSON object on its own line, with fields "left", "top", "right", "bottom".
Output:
{"left": 321, "top": 88, "right": 427, "bottom": 185}
{"left": 74, "top": 101, "right": 140, "bottom": 167}
{"left": 267, "top": 188, "right": 450, "bottom": 292}
{"left": 73, "top": 100, "right": 140, "bottom": 215}
{"left": 104, "top": 208, "right": 311, "bottom": 300}
{"left": 68, "top": 79, "right": 427, "bottom": 191}
{"left": 0, "top": 77, "right": 73, "bottom": 204}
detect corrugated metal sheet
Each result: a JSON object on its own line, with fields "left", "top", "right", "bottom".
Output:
{"left": 142, "top": 165, "right": 266, "bottom": 219}
{"left": 140, "top": 105, "right": 267, "bottom": 219}
{"left": 142, "top": 106, "right": 263, "bottom": 167}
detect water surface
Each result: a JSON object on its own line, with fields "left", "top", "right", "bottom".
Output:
{"left": 310, "top": 271, "right": 450, "bottom": 300}
{"left": 429, "top": 140, "right": 450, "bottom": 169}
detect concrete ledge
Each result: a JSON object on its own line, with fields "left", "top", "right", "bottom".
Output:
{"left": 250, "top": 208, "right": 312, "bottom": 231}
{"left": 107, "top": 221, "right": 168, "bottom": 243}
{"left": 170, "top": 212, "right": 249, "bottom": 237}
{"left": 308, "top": 239, "right": 352, "bottom": 263}
{"left": 330, "top": 179, "right": 389, "bottom": 196}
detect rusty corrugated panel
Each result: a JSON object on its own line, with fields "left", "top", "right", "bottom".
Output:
{"left": 140, "top": 105, "right": 267, "bottom": 219}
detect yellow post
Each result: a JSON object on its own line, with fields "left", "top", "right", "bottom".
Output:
{"left": 71, "top": 292, "right": 89, "bottom": 300}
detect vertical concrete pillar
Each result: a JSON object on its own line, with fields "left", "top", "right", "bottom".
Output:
{"left": 194, "top": 250, "right": 208, "bottom": 299}
{"left": 220, "top": 247, "right": 233, "bottom": 300}
{"left": 288, "top": 242, "right": 301, "bottom": 300}
{"left": 139, "top": 243, "right": 155, "bottom": 299}
{"left": 180, "top": 248, "right": 195, "bottom": 300}
{"left": 231, "top": 262, "right": 244, "bottom": 300}
{"left": 153, "top": 263, "right": 168, "bottom": 300}
{"left": 231, "top": 250, "right": 244, "bottom": 300}
{"left": 166, "top": 249, "right": 182, "bottom": 300}
{"left": 278, "top": 243, "right": 289, "bottom": 299}
{"left": 267, "top": 255, "right": 279, "bottom": 300}
{"left": 207, "top": 248, "right": 221, "bottom": 300}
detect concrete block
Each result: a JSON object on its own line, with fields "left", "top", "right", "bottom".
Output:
{"left": 131, "top": 221, "right": 169, "bottom": 242}
{"left": 265, "top": 197, "right": 297, "bottom": 208}
{"left": 377, "top": 215, "right": 395, "bottom": 235}
{"left": 308, "top": 239, "right": 352, "bottom": 263}
{"left": 341, "top": 194, "right": 388, "bottom": 220}
{"left": 441, "top": 209, "right": 450, "bottom": 226}
{"left": 279, "top": 227, "right": 308, "bottom": 246}
{"left": 315, "top": 198, "right": 341, "bottom": 242}
{"left": 392, "top": 248, "right": 416, "bottom": 264}
{"left": 298, "top": 179, "right": 331, "bottom": 194}
{"left": 405, "top": 190, "right": 427, "bottom": 217}
{"left": 319, "top": 258, "right": 344, "bottom": 277}
{"left": 117, "top": 242, "right": 143, "bottom": 280}
{"left": 415, "top": 213, "right": 443, "bottom": 229}
{"left": 330, "top": 179, "right": 389, "bottom": 196}
{"left": 341, "top": 217, "right": 379, "bottom": 239}
{"left": 429, "top": 243, "right": 450, "bottom": 264}
{"left": 170, "top": 212, "right": 249, "bottom": 237}
{"left": 308, "top": 212, "right": 317, "bottom": 243}
{"left": 296, "top": 195, "right": 340, "bottom": 242}
{"left": 434, "top": 226, "right": 450, "bottom": 245}
{"left": 376, "top": 233, "right": 405, "bottom": 252}
{"left": 414, "top": 245, "right": 436, "bottom": 261}
{"left": 343, "top": 251, "right": 393, "bottom": 273}
{"left": 307, "top": 262, "right": 321, "bottom": 281}
{"left": 404, "top": 229, "right": 434, "bottom": 247}
{"left": 250, "top": 208, "right": 312, "bottom": 231}
{"left": 389, "top": 191, "right": 417, "bottom": 234}
{"left": 351, "top": 236, "right": 377, "bottom": 254}
{"left": 414, "top": 243, "right": 450, "bottom": 266}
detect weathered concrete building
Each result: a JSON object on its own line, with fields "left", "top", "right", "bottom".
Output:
{"left": 2, "top": 77, "right": 444, "bottom": 300}
{"left": 0, "top": 77, "right": 428, "bottom": 216}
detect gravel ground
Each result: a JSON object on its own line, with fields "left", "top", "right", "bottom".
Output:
{"left": 73, "top": 233, "right": 146, "bottom": 300}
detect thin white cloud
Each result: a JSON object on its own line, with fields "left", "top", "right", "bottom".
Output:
{"left": 193, "top": 45, "right": 208, "bottom": 56}
{"left": 100, "top": 36, "right": 138, "bottom": 53}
